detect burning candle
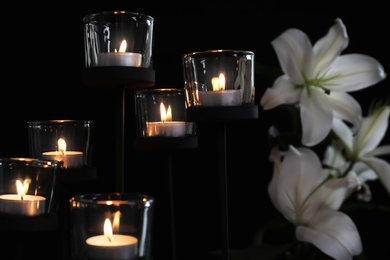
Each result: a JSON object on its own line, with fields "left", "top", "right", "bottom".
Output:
{"left": 0, "top": 179, "right": 46, "bottom": 216}
{"left": 146, "top": 102, "right": 186, "bottom": 137}
{"left": 42, "top": 138, "right": 83, "bottom": 168}
{"left": 97, "top": 40, "right": 142, "bottom": 67}
{"left": 199, "top": 73, "right": 242, "bottom": 106}
{"left": 86, "top": 217, "right": 138, "bottom": 260}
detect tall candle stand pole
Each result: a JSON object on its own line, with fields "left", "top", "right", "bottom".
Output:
{"left": 84, "top": 67, "right": 155, "bottom": 192}
{"left": 116, "top": 85, "right": 126, "bottom": 192}
{"left": 187, "top": 105, "right": 258, "bottom": 260}
{"left": 166, "top": 151, "right": 176, "bottom": 259}
{"left": 134, "top": 136, "right": 198, "bottom": 260}
{"left": 218, "top": 123, "right": 229, "bottom": 260}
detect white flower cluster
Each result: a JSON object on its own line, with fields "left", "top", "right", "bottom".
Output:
{"left": 261, "top": 18, "right": 388, "bottom": 260}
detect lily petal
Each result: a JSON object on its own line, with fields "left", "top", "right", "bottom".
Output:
{"left": 328, "top": 92, "right": 362, "bottom": 130}
{"left": 332, "top": 118, "right": 354, "bottom": 152}
{"left": 363, "top": 157, "right": 390, "bottom": 194}
{"left": 321, "top": 178, "right": 349, "bottom": 210}
{"left": 367, "top": 145, "right": 390, "bottom": 157}
{"left": 352, "top": 162, "right": 378, "bottom": 182}
{"left": 355, "top": 106, "right": 390, "bottom": 155}
{"left": 325, "top": 54, "right": 386, "bottom": 92}
{"left": 296, "top": 209, "right": 362, "bottom": 260}
{"left": 313, "top": 18, "right": 349, "bottom": 75}
{"left": 260, "top": 75, "right": 301, "bottom": 110}
{"left": 300, "top": 88, "right": 333, "bottom": 146}
{"left": 271, "top": 28, "right": 313, "bottom": 84}
{"left": 276, "top": 146, "right": 323, "bottom": 223}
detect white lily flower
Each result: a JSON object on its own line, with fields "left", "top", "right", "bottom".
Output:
{"left": 260, "top": 18, "right": 386, "bottom": 147}
{"left": 332, "top": 105, "right": 390, "bottom": 195}
{"left": 323, "top": 140, "right": 377, "bottom": 200}
{"left": 268, "top": 145, "right": 362, "bottom": 259}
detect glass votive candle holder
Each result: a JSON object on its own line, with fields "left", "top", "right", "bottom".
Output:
{"left": 27, "top": 120, "right": 94, "bottom": 169}
{"left": 69, "top": 193, "right": 155, "bottom": 260}
{"left": 0, "top": 157, "right": 60, "bottom": 216}
{"left": 134, "top": 88, "right": 189, "bottom": 138}
{"left": 84, "top": 11, "right": 154, "bottom": 69}
{"left": 182, "top": 49, "right": 255, "bottom": 107}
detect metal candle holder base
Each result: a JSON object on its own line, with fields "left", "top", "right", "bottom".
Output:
{"left": 83, "top": 67, "right": 155, "bottom": 89}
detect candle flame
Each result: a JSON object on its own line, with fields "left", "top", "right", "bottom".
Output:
{"left": 160, "top": 103, "right": 172, "bottom": 122}
{"left": 211, "top": 73, "right": 225, "bottom": 91}
{"left": 118, "top": 40, "right": 127, "bottom": 52}
{"left": 16, "top": 179, "right": 30, "bottom": 200}
{"left": 58, "top": 138, "right": 67, "bottom": 155}
{"left": 104, "top": 218, "right": 113, "bottom": 243}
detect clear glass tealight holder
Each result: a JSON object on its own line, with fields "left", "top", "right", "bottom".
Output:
{"left": 0, "top": 157, "right": 60, "bottom": 216}
{"left": 182, "top": 49, "right": 255, "bottom": 107}
{"left": 84, "top": 11, "right": 154, "bottom": 69}
{"left": 27, "top": 120, "right": 94, "bottom": 169}
{"left": 135, "top": 88, "right": 191, "bottom": 137}
{"left": 69, "top": 193, "right": 155, "bottom": 260}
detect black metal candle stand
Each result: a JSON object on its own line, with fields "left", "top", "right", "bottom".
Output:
{"left": 83, "top": 67, "right": 155, "bottom": 89}
{"left": 83, "top": 66, "right": 155, "bottom": 193}
{"left": 134, "top": 135, "right": 198, "bottom": 150}
{"left": 186, "top": 105, "right": 259, "bottom": 260}
{"left": 134, "top": 135, "right": 198, "bottom": 260}
{"left": 186, "top": 105, "right": 259, "bottom": 122}
{"left": 0, "top": 212, "right": 58, "bottom": 232}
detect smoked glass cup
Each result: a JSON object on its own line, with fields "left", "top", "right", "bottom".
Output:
{"left": 84, "top": 11, "right": 154, "bottom": 69}
{"left": 27, "top": 120, "right": 94, "bottom": 169}
{"left": 134, "top": 88, "right": 189, "bottom": 138}
{"left": 69, "top": 193, "right": 155, "bottom": 260}
{"left": 0, "top": 157, "right": 60, "bottom": 216}
{"left": 182, "top": 50, "right": 255, "bottom": 107}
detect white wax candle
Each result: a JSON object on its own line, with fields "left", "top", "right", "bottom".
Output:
{"left": 0, "top": 194, "right": 46, "bottom": 216}
{"left": 86, "top": 234, "right": 138, "bottom": 260}
{"left": 199, "top": 89, "right": 242, "bottom": 106}
{"left": 97, "top": 52, "right": 142, "bottom": 67}
{"left": 146, "top": 121, "right": 186, "bottom": 137}
{"left": 42, "top": 151, "right": 83, "bottom": 168}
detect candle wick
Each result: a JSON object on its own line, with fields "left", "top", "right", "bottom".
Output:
{"left": 107, "top": 237, "right": 111, "bottom": 243}
{"left": 20, "top": 195, "right": 23, "bottom": 200}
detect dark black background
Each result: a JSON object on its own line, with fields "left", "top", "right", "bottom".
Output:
{"left": 1, "top": 1, "right": 389, "bottom": 259}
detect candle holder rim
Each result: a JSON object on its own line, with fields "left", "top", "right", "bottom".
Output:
{"left": 0, "top": 157, "right": 60, "bottom": 169}
{"left": 27, "top": 119, "right": 94, "bottom": 126}
{"left": 134, "top": 88, "right": 184, "bottom": 95}
{"left": 84, "top": 10, "right": 154, "bottom": 22}
{"left": 183, "top": 49, "right": 255, "bottom": 58}
{"left": 70, "top": 193, "right": 155, "bottom": 206}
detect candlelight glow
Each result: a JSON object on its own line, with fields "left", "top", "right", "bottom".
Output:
{"left": 104, "top": 218, "right": 113, "bottom": 242}
{"left": 211, "top": 73, "right": 225, "bottom": 91}
{"left": 16, "top": 179, "right": 30, "bottom": 199}
{"left": 112, "top": 211, "right": 121, "bottom": 233}
{"left": 114, "top": 40, "right": 127, "bottom": 53}
{"left": 58, "top": 138, "right": 67, "bottom": 154}
{"left": 160, "top": 103, "right": 172, "bottom": 122}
